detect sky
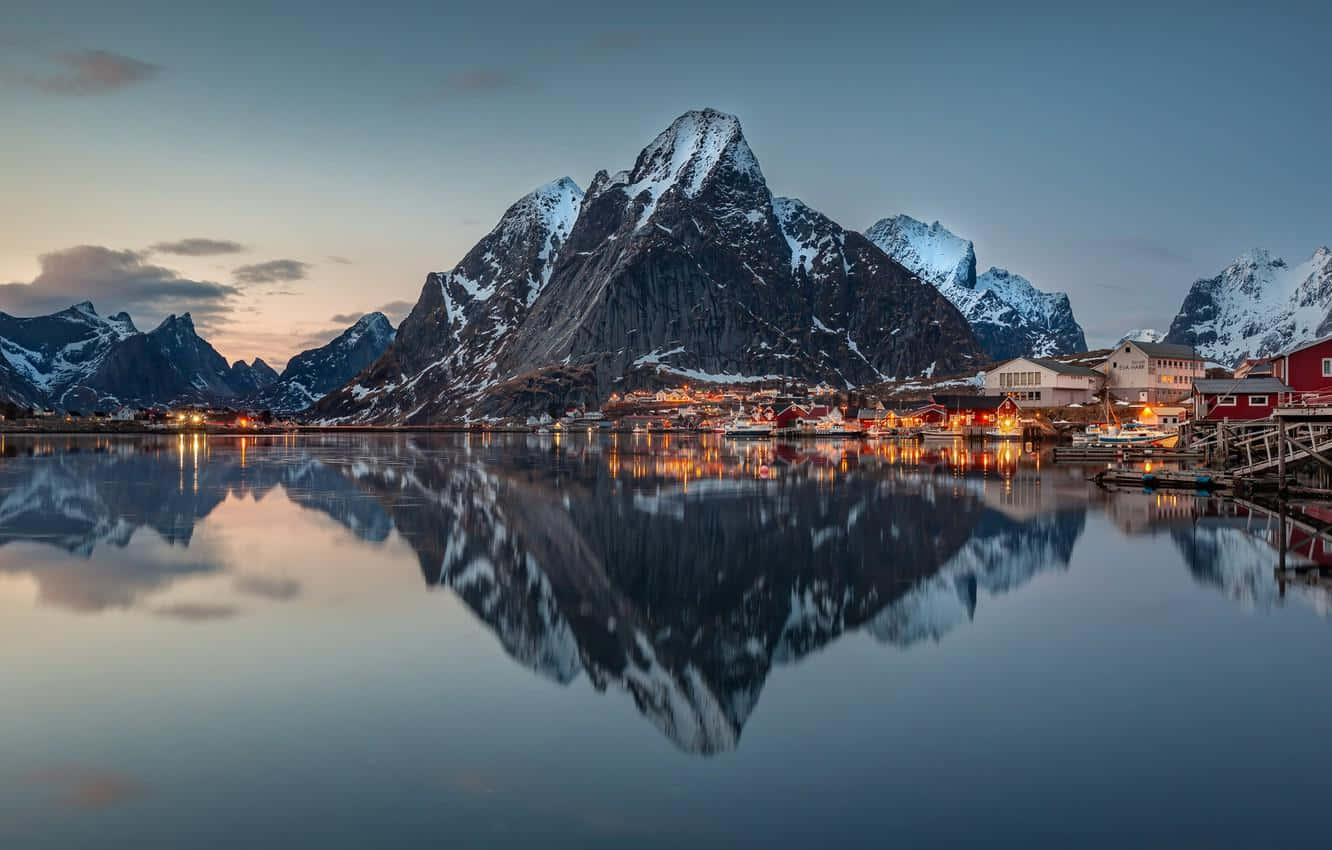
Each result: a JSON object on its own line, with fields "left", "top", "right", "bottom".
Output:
{"left": 1, "top": 0, "right": 1330, "bottom": 368}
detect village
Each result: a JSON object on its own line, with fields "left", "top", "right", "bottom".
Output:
{"left": 2, "top": 337, "right": 1330, "bottom": 448}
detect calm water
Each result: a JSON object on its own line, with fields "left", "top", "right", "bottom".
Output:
{"left": 1, "top": 433, "right": 1329, "bottom": 849}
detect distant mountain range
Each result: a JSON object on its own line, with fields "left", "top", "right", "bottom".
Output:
{"left": 864, "top": 215, "right": 1087, "bottom": 359}
{"left": 0, "top": 303, "right": 394, "bottom": 413}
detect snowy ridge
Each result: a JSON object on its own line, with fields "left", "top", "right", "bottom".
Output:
{"left": 1116, "top": 328, "right": 1167, "bottom": 346}
{"left": 864, "top": 215, "right": 976, "bottom": 289}
{"left": 1165, "top": 247, "right": 1332, "bottom": 366}
{"left": 604, "top": 108, "right": 763, "bottom": 230}
{"left": 866, "top": 215, "right": 1087, "bottom": 358}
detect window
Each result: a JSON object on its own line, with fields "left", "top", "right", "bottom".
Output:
{"left": 1322, "top": 358, "right": 1332, "bottom": 378}
{"left": 1249, "top": 395, "right": 1269, "bottom": 406}
{"left": 1217, "top": 395, "right": 1236, "bottom": 406}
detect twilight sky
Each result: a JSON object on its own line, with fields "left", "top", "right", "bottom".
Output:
{"left": 2, "top": 0, "right": 1329, "bottom": 368}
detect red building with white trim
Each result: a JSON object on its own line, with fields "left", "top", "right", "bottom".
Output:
{"left": 1189, "top": 377, "right": 1291, "bottom": 421}
{"left": 1273, "top": 335, "right": 1332, "bottom": 397}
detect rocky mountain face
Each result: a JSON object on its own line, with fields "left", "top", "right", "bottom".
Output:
{"left": 226, "top": 358, "right": 279, "bottom": 396}
{"left": 1165, "top": 247, "right": 1332, "bottom": 366}
{"left": 77, "top": 313, "right": 243, "bottom": 409}
{"left": 248, "top": 312, "right": 395, "bottom": 414}
{"left": 312, "top": 109, "right": 982, "bottom": 423}
{"left": 0, "top": 301, "right": 137, "bottom": 408}
{"left": 865, "top": 215, "right": 1087, "bottom": 359}
{"left": 0, "top": 302, "right": 392, "bottom": 413}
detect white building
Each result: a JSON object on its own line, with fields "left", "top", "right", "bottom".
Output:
{"left": 1098, "top": 340, "right": 1204, "bottom": 404}
{"left": 984, "top": 357, "right": 1103, "bottom": 407}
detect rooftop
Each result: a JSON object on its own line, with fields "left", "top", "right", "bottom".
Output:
{"left": 1191, "top": 377, "right": 1291, "bottom": 394}
{"left": 1124, "top": 340, "right": 1202, "bottom": 360}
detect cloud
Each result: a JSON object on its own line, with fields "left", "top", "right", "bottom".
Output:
{"left": 0, "top": 245, "right": 239, "bottom": 330}
{"left": 149, "top": 237, "right": 246, "bottom": 257}
{"left": 329, "top": 300, "right": 414, "bottom": 326}
{"left": 20, "top": 49, "right": 160, "bottom": 95}
{"left": 326, "top": 255, "right": 353, "bottom": 265}
{"left": 27, "top": 768, "right": 147, "bottom": 810}
{"left": 232, "top": 259, "right": 309, "bottom": 284}
{"left": 378, "top": 300, "right": 415, "bottom": 321}
{"left": 233, "top": 574, "right": 301, "bottom": 601}
{"left": 153, "top": 602, "right": 240, "bottom": 622}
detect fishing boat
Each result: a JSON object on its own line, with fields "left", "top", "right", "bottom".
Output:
{"left": 722, "top": 412, "right": 774, "bottom": 438}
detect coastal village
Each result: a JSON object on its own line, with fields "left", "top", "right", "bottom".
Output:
{"left": 4, "top": 335, "right": 1330, "bottom": 448}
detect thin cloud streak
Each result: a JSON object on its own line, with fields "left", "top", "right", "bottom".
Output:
{"left": 233, "top": 259, "right": 309, "bottom": 284}
{"left": 19, "top": 49, "right": 160, "bottom": 95}
{"left": 150, "top": 238, "right": 246, "bottom": 257}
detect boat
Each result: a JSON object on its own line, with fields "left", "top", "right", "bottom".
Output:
{"left": 812, "top": 420, "right": 864, "bottom": 437}
{"left": 722, "top": 414, "right": 774, "bottom": 438}
{"left": 985, "top": 427, "right": 1022, "bottom": 441}
{"left": 921, "top": 427, "right": 959, "bottom": 442}
{"left": 1094, "top": 422, "right": 1178, "bottom": 448}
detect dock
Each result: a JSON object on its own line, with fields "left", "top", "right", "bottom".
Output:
{"left": 1093, "top": 468, "right": 1232, "bottom": 491}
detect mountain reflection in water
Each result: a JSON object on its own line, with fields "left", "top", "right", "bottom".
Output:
{"left": 0, "top": 433, "right": 1325, "bottom": 754}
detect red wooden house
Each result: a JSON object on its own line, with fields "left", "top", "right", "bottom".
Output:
{"left": 1273, "top": 336, "right": 1332, "bottom": 397}
{"left": 931, "top": 394, "right": 1020, "bottom": 426}
{"left": 909, "top": 403, "right": 948, "bottom": 425}
{"left": 1189, "top": 377, "right": 1291, "bottom": 421}
{"left": 773, "top": 404, "right": 810, "bottom": 429}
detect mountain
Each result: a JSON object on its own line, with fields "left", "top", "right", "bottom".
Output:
{"left": 1115, "top": 328, "right": 1166, "bottom": 346}
{"left": 1165, "top": 247, "right": 1332, "bottom": 366}
{"left": 248, "top": 312, "right": 395, "bottom": 413}
{"left": 0, "top": 301, "right": 137, "bottom": 408}
{"left": 865, "top": 215, "right": 1087, "bottom": 359}
{"left": 312, "top": 109, "right": 982, "bottom": 423}
{"left": 226, "top": 358, "right": 279, "bottom": 396}
{"left": 78, "top": 313, "right": 243, "bottom": 409}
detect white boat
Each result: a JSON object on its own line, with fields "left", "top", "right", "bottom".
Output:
{"left": 921, "top": 427, "right": 959, "bottom": 442}
{"left": 985, "top": 428, "right": 1022, "bottom": 441}
{"left": 722, "top": 417, "right": 774, "bottom": 437}
{"left": 813, "top": 420, "right": 864, "bottom": 437}
{"left": 1094, "top": 423, "right": 1178, "bottom": 448}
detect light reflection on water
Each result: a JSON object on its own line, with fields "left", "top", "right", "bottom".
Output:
{"left": 0, "top": 433, "right": 1329, "bottom": 850}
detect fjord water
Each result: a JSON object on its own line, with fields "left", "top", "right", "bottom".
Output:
{"left": 1, "top": 434, "right": 1328, "bottom": 849}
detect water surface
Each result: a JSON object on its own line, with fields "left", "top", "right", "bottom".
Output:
{"left": 1, "top": 433, "right": 1328, "bottom": 849}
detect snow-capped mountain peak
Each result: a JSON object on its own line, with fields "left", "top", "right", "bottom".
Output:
{"left": 627, "top": 108, "right": 762, "bottom": 199}
{"left": 1165, "top": 246, "right": 1332, "bottom": 366}
{"left": 864, "top": 214, "right": 976, "bottom": 290}
{"left": 1115, "top": 328, "right": 1167, "bottom": 346}
{"left": 865, "top": 217, "right": 1086, "bottom": 359}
